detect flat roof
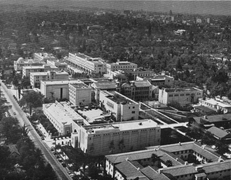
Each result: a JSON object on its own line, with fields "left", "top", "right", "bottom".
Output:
{"left": 43, "top": 102, "right": 85, "bottom": 125}
{"left": 202, "top": 98, "right": 231, "bottom": 108}
{"left": 165, "top": 87, "right": 202, "bottom": 93}
{"left": 84, "top": 119, "right": 158, "bottom": 134}
{"left": 70, "top": 83, "right": 90, "bottom": 89}
{"left": 41, "top": 79, "right": 82, "bottom": 85}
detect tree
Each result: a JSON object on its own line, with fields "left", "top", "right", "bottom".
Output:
{"left": 21, "top": 76, "right": 31, "bottom": 88}
{"left": 1, "top": 117, "right": 21, "bottom": 143}
{"left": 19, "top": 91, "right": 44, "bottom": 115}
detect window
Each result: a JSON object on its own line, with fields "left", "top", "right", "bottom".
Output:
{"left": 132, "top": 111, "right": 135, "bottom": 114}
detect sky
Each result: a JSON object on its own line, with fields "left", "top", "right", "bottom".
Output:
{"left": 1, "top": 0, "right": 231, "bottom": 15}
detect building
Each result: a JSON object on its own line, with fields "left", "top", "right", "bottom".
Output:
{"left": 75, "top": 119, "right": 160, "bottom": 155}
{"left": 30, "top": 71, "right": 69, "bottom": 88}
{"left": 158, "top": 87, "right": 203, "bottom": 106}
{"left": 22, "top": 64, "right": 58, "bottom": 77}
{"left": 47, "top": 59, "right": 67, "bottom": 71}
{"left": 128, "top": 68, "right": 155, "bottom": 79}
{"left": 206, "top": 126, "right": 231, "bottom": 141}
{"left": 43, "top": 101, "right": 87, "bottom": 135}
{"left": 66, "top": 53, "right": 107, "bottom": 74}
{"left": 33, "top": 52, "right": 56, "bottom": 62}
{"left": 106, "top": 61, "right": 137, "bottom": 73}
{"left": 121, "top": 80, "right": 152, "bottom": 101}
{"left": 149, "top": 75, "right": 174, "bottom": 87}
{"left": 105, "top": 141, "right": 229, "bottom": 180}
{"left": 91, "top": 80, "right": 119, "bottom": 102}
{"left": 40, "top": 79, "right": 84, "bottom": 100}
{"left": 14, "top": 57, "right": 44, "bottom": 72}
{"left": 99, "top": 90, "right": 139, "bottom": 121}
{"left": 69, "top": 83, "right": 92, "bottom": 106}
{"left": 199, "top": 98, "right": 231, "bottom": 114}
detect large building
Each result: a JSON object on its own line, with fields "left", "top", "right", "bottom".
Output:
{"left": 14, "top": 57, "right": 44, "bottom": 72}
{"left": 22, "top": 64, "right": 58, "bottom": 77}
{"left": 74, "top": 119, "right": 160, "bottom": 156}
{"left": 121, "top": 80, "right": 152, "bottom": 101}
{"left": 106, "top": 61, "right": 137, "bottom": 73}
{"left": 105, "top": 142, "right": 229, "bottom": 180}
{"left": 40, "top": 79, "right": 84, "bottom": 100}
{"left": 66, "top": 53, "right": 107, "bottom": 74}
{"left": 158, "top": 87, "right": 203, "bottom": 106}
{"left": 30, "top": 71, "right": 69, "bottom": 88}
{"left": 69, "top": 83, "right": 92, "bottom": 106}
{"left": 43, "top": 101, "right": 87, "bottom": 135}
{"left": 99, "top": 90, "right": 139, "bottom": 121}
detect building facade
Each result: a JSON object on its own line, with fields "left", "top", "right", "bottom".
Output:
{"left": 75, "top": 119, "right": 160, "bottom": 156}
{"left": 69, "top": 83, "right": 92, "bottom": 106}
{"left": 66, "top": 53, "right": 107, "bottom": 74}
{"left": 43, "top": 102, "right": 85, "bottom": 135}
{"left": 22, "top": 65, "right": 58, "bottom": 77}
{"left": 40, "top": 79, "right": 83, "bottom": 100}
{"left": 14, "top": 57, "right": 44, "bottom": 72}
{"left": 121, "top": 80, "right": 152, "bottom": 101}
{"left": 158, "top": 87, "right": 203, "bottom": 106}
{"left": 106, "top": 61, "right": 137, "bottom": 73}
{"left": 30, "top": 71, "right": 69, "bottom": 88}
{"left": 99, "top": 90, "right": 139, "bottom": 121}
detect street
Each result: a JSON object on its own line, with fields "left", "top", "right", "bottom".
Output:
{"left": 0, "top": 81, "right": 72, "bottom": 180}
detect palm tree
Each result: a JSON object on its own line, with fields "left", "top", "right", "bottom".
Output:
{"left": 109, "top": 140, "right": 115, "bottom": 154}
{"left": 118, "top": 139, "right": 125, "bottom": 152}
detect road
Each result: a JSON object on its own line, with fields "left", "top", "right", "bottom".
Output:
{"left": 0, "top": 82, "right": 72, "bottom": 180}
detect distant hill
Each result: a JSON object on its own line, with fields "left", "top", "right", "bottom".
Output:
{"left": 0, "top": 0, "right": 231, "bottom": 15}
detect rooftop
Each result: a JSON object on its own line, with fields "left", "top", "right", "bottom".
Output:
{"left": 201, "top": 98, "right": 231, "bottom": 108}
{"left": 70, "top": 83, "right": 90, "bottom": 89}
{"left": 43, "top": 102, "right": 85, "bottom": 125}
{"left": 105, "top": 91, "right": 136, "bottom": 105}
{"left": 164, "top": 87, "right": 202, "bottom": 93}
{"left": 41, "top": 79, "right": 82, "bottom": 85}
{"left": 193, "top": 114, "right": 231, "bottom": 123}
{"left": 161, "top": 164, "right": 197, "bottom": 176}
{"left": 84, "top": 119, "right": 158, "bottom": 134}
{"left": 207, "top": 126, "right": 229, "bottom": 139}
{"left": 202, "top": 160, "right": 231, "bottom": 173}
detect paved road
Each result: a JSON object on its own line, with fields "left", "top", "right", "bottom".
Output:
{"left": 0, "top": 82, "right": 72, "bottom": 180}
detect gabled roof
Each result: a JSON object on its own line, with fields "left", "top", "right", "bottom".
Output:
{"left": 161, "top": 165, "right": 197, "bottom": 177}
{"left": 203, "top": 160, "right": 231, "bottom": 173}
{"left": 141, "top": 166, "right": 170, "bottom": 180}
{"left": 207, "top": 126, "right": 229, "bottom": 139}
{"left": 115, "top": 160, "right": 146, "bottom": 179}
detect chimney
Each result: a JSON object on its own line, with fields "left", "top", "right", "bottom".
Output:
{"left": 202, "top": 145, "right": 206, "bottom": 149}
{"left": 184, "top": 161, "right": 188, "bottom": 165}
{"left": 126, "top": 157, "right": 129, "bottom": 161}
{"left": 204, "top": 115, "right": 207, "bottom": 119}
{"left": 179, "top": 142, "right": 181, "bottom": 146}
{"left": 176, "top": 158, "right": 178, "bottom": 161}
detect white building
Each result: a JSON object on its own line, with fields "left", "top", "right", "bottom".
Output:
{"left": 75, "top": 119, "right": 160, "bottom": 155}
{"left": 199, "top": 98, "right": 231, "bottom": 114}
{"left": 40, "top": 79, "right": 83, "bottom": 100}
{"left": 33, "top": 52, "right": 56, "bottom": 62}
{"left": 158, "top": 87, "right": 203, "bottom": 106}
{"left": 106, "top": 61, "right": 137, "bottom": 73}
{"left": 22, "top": 64, "right": 58, "bottom": 77}
{"left": 47, "top": 59, "right": 68, "bottom": 71}
{"left": 14, "top": 57, "right": 44, "bottom": 72}
{"left": 43, "top": 101, "right": 86, "bottom": 135}
{"left": 99, "top": 90, "right": 139, "bottom": 121}
{"left": 69, "top": 83, "right": 92, "bottom": 106}
{"left": 66, "top": 53, "right": 107, "bottom": 74}
{"left": 30, "top": 71, "right": 69, "bottom": 88}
